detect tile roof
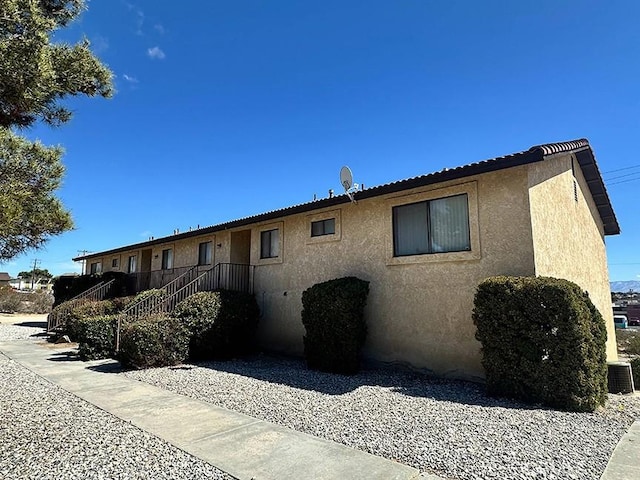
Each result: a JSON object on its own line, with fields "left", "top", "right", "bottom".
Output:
{"left": 74, "top": 139, "right": 619, "bottom": 260}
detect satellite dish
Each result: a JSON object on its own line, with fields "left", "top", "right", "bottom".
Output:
{"left": 340, "top": 166, "right": 358, "bottom": 204}
{"left": 340, "top": 166, "right": 353, "bottom": 192}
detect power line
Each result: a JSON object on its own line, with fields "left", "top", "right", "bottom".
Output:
{"left": 603, "top": 164, "right": 640, "bottom": 175}
{"left": 604, "top": 171, "right": 640, "bottom": 182}
{"left": 607, "top": 175, "right": 640, "bottom": 186}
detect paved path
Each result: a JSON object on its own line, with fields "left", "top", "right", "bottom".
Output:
{"left": 0, "top": 340, "right": 432, "bottom": 480}
{"left": 599, "top": 419, "right": 640, "bottom": 480}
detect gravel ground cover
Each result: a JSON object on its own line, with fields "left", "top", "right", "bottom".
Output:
{"left": 125, "top": 355, "right": 640, "bottom": 480}
{"left": 0, "top": 335, "right": 235, "bottom": 479}
{"left": 0, "top": 322, "right": 46, "bottom": 341}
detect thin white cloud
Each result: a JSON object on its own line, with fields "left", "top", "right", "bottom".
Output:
{"left": 123, "top": 2, "right": 145, "bottom": 35}
{"left": 154, "top": 23, "right": 165, "bottom": 34}
{"left": 91, "top": 35, "right": 109, "bottom": 54}
{"left": 147, "top": 46, "right": 166, "bottom": 60}
{"left": 123, "top": 74, "right": 139, "bottom": 83}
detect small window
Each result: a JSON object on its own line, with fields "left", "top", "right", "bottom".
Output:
{"left": 127, "top": 255, "right": 137, "bottom": 273}
{"left": 111, "top": 258, "right": 119, "bottom": 268}
{"left": 311, "top": 218, "right": 336, "bottom": 237}
{"left": 198, "top": 241, "right": 212, "bottom": 265}
{"left": 89, "top": 262, "right": 102, "bottom": 274}
{"left": 161, "top": 249, "right": 173, "bottom": 269}
{"left": 393, "top": 194, "right": 470, "bottom": 256}
{"left": 260, "top": 229, "right": 280, "bottom": 259}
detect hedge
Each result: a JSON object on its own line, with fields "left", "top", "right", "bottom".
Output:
{"left": 65, "top": 299, "right": 119, "bottom": 340}
{"left": 131, "top": 288, "right": 167, "bottom": 305}
{"left": 172, "top": 290, "right": 260, "bottom": 360}
{"left": 301, "top": 276, "right": 370, "bottom": 374}
{"left": 118, "top": 315, "right": 190, "bottom": 369}
{"left": 473, "top": 276, "right": 608, "bottom": 412}
{"left": 76, "top": 315, "right": 117, "bottom": 360}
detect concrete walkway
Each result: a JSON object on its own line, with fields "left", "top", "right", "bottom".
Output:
{"left": 0, "top": 340, "right": 431, "bottom": 480}
{"left": 600, "top": 419, "right": 640, "bottom": 480}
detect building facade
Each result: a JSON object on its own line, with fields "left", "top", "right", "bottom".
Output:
{"left": 75, "top": 139, "right": 619, "bottom": 379}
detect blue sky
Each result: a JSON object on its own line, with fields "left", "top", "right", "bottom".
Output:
{"left": 3, "top": 0, "right": 640, "bottom": 281}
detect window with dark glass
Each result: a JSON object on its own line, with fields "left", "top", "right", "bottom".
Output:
{"left": 311, "top": 218, "right": 336, "bottom": 237}
{"left": 161, "top": 249, "right": 173, "bottom": 269}
{"left": 198, "top": 241, "right": 212, "bottom": 265}
{"left": 112, "top": 258, "right": 119, "bottom": 268}
{"left": 90, "top": 262, "right": 102, "bottom": 274}
{"left": 260, "top": 229, "right": 280, "bottom": 259}
{"left": 393, "top": 194, "right": 470, "bottom": 256}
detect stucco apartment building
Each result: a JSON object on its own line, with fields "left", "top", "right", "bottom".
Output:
{"left": 75, "top": 139, "right": 619, "bottom": 379}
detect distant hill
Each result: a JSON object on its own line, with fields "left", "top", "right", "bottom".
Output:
{"left": 610, "top": 280, "right": 640, "bottom": 292}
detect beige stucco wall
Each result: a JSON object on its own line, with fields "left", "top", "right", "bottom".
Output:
{"left": 249, "top": 167, "right": 537, "bottom": 379}
{"left": 528, "top": 154, "right": 617, "bottom": 361}
{"left": 80, "top": 154, "right": 616, "bottom": 378}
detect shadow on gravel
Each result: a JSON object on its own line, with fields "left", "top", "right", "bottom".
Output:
{"left": 15, "top": 321, "right": 47, "bottom": 328}
{"left": 195, "top": 354, "right": 535, "bottom": 409}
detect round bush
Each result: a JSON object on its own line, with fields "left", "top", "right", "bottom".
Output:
{"left": 65, "top": 299, "right": 117, "bottom": 340}
{"left": 118, "top": 315, "right": 189, "bottom": 369}
{"left": 76, "top": 315, "right": 117, "bottom": 360}
{"left": 173, "top": 290, "right": 259, "bottom": 360}
{"left": 301, "top": 276, "right": 370, "bottom": 374}
{"left": 473, "top": 276, "right": 608, "bottom": 412}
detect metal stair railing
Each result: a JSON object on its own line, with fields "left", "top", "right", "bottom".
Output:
{"left": 121, "top": 266, "right": 199, "bottom": 322}
{"left": 47, "top": 279, "right": 116, "bottom": 331}
{"left": 115, "top": 263, "right": 254, "bottom": 351}
{"left": 115, "top": 266, "right": 199, "bottom": 350}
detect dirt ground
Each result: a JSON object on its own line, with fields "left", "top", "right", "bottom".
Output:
{"left": 0, "top": 313, "right": 48, "bottom": 325}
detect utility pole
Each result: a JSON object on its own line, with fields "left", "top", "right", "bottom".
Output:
{"left": 77, "top": 250, "right": 92, "bottom": 275}
{"left": 31, "top": 258, "right": 40, "bottom": 290}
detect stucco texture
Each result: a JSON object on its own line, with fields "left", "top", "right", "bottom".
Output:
{"left": 82, "top": 155, "right": 617, "bottom": 379}
{"left": 250, "top": 167, "right": 537, "bottom": 379}
{"left": 528, "top": 153, "right": 617, "bottom": 361}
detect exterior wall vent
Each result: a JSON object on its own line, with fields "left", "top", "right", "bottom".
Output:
{"left": 607, "top": 361, "right": 635, "bottom": 394}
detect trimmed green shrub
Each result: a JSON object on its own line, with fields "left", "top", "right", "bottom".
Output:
{"left": 172, "top": 290, "right": 260, "bottom": 360}
{"left": 111, "top": 295, "right": 136, "bottom": 312}
{"left": 301, "top": 276, "right": 370, "bottom": 374}
{"left": 76, "top": 315, "right": 117, "bottom": 360}
{"left": 118, "top": 315, "right": 189, "bottom": 369}
{"left": 65, "top": 300, "right": 117, "bottom": 341}
{"left": 473, "top": 276, "right": 608, "bottom": 412}
{"left": 131, "top": 288, "right": 167, "bottom": 305}
{"left": 630, "top": 358, "right": 640, "bottom": 390}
